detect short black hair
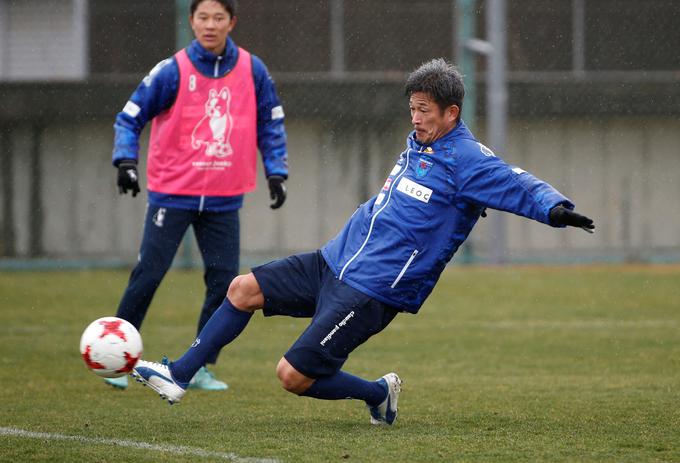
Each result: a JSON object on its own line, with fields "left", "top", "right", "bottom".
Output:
{"left": 404, "top": 58, "right": 465, "bottom": 115}
{"left": 190, "top": 0, "right": 237, "bottom": 17}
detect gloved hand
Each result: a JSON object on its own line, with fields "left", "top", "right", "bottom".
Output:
{"left": 268, "top": 175, "right": 287, "bottom": 209}
{"left": 549, "top": 205, "right": 594, "bottom": 233}
{"left": 117, "top": 160, "right": 140, "bottom": 197}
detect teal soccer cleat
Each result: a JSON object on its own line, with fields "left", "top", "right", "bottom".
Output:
{"left": 367, "top": 372, "right": 402, "bottom": 426}
{"left": 104, "top": 375, "right": 128, "bottom": 389}
{"left": 188, "top": 366, "right": 229, "bottom": 391}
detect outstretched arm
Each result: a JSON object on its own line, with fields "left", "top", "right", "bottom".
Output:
{"left": 456, "top": 141, "right": 594, "bottom": 231}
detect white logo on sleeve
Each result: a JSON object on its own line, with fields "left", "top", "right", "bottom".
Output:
{"left": 142, "top": 58, "right": 171, "bottom": 87}
{"left": 271, "top": 105, "right": 284, "bottom": 120}
{"left": 396, "top": 177, "right": 432, "bottom": 203}
{"left": 122, "top": 101, "right": 140, "bottom": 118}
{"left": 512, "top": 166, "right": 526, "bottom": 175}
{"left": 478, "top": 142, "right": 496, "bottom": 157}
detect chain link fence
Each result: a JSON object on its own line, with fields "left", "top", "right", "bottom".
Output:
{"left": 1, "top": 0, "right": 679, "bottom": 266}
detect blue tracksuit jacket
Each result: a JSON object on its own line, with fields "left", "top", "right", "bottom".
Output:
{"left": 111, "top": 38, "right": 288, "bottom": 212}
{"left": 321, "top": 121, "right": 574, "bottom": 313}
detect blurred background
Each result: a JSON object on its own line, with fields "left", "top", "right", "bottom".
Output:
{"left": 1, "top": 0, "right": 679, "bottom": 269}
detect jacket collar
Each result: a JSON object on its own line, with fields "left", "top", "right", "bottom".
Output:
{"left": 187, "top": 37, "right": 239, "bottom": 75}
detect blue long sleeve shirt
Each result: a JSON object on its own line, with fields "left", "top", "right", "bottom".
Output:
{"left": 112, "top": 38, "right": 288, "bottom": 211}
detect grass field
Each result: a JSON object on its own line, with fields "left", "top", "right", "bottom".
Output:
{"left": 1, "top": 265, "right": 679, "bottom": 462}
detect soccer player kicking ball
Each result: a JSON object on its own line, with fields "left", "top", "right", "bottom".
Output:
{"left": 131, "top": 58, "right": 594, "bottom": 425}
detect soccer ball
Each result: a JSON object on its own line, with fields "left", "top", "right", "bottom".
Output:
{"left": 79, "top": 317, "right": 143, "bottom": 378}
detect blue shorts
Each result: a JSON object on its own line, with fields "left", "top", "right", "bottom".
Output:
{"left": 251, "top": 251, "right": 399, "bottom": 378}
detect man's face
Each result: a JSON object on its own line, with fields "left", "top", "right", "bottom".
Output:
{"left": 409, "top": 92, "right": 459, "bottom": 144}
{"left": 190, "top": 0, "right": 236, "bottom": 55}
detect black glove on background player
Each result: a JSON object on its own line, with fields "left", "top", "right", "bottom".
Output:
{"left": 549, "top": 205, "right": 594, "bottom": 232}
{"left": 117, "top": 160, "right": 140, "bottom": 197}
{"left": 268, "top": 175, "right": 287, "bottom": 209}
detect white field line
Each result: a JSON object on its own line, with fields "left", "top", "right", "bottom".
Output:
{"left": 389, "top": 319, "right": 679, "bottom": 331}
{"left": 456, "top": 319, "right": 679, "bottom": 330}
{"left": 0, "top": 427, "right": 280, "bottom": 463}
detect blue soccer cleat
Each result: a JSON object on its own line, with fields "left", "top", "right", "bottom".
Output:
{"left": 131, "top": 359, "right": 188, "bottom": 404}
{"left": 367, "top": 372, "right": 402, "bottom": 426}
{"left": 188, "top": 366, "right": 229, "bottom": 391}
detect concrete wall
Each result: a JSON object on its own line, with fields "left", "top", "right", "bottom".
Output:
{"left": 0, "top": 0, "right": 88, "bottom": 81}
{"left": 2, "top": 116, "right": 680, "bottom": 265}
{"left": 475, "top": 117, "right": 680, "bottom": 262}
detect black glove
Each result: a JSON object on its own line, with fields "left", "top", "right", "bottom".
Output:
{"left": 549, "top": 205, "right": 595, "bottom": 233}
{"left": 268, "top": 175, "right": 287, "bottom": 209}
{"left": 117, "top": 160, "right": 140, "bottom": 197}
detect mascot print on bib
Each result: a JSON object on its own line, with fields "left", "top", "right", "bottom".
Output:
{"left": 191, "top": 87, "right": 233, "bottom": 159}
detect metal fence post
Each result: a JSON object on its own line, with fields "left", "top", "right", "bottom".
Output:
{"left": 176, "top": 0, "right": 195, "bottom": 269}
{"left": 456, "top": 0, "right": 477, "bottom": 264}
{"left": 487, "top": 0, "right": 508, "bottom": 264}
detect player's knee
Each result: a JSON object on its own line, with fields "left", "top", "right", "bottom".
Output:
{"left": 226, "top": 273, "right": 263, "bottom": 311}
{"left": 276, "top": 357, "right": 310, "bottom": 394}
{"left": 276, "top": 359, "right": 298, "bottom": 393}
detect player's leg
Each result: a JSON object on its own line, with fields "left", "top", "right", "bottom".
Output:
{"left": 276, "top": 356, "right": 386, "bottom": 401}
{"left": 131, "top": 251, "right": 322, "bottom": 403}
{"left": 168, "top": 272, "right": 261, "bottom": 384}
{"left": 192, "top": 209, "right": 240, "bottom": 351}
{"left": 277, "top": 270, "right": 402, "bottom": 425}
{"left": 188, "top": 210, "right": 240, "bottom": 390}
{"left": 107, "top": 205, "right": 192, "bottom": 390}
{"left": 276, "top": 356, "right": 401, "bottom": 425}
{"left": 131, "top": 272, "right": 262, "bottom": 403}
{"left": 116, "top": 205, "right": 193, "bottom": 329}
{"left": 170, "top": 250, "right": 325, "bottom": 384}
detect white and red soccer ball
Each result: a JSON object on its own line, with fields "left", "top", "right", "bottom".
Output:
{"left": 80, "top": 317, "right": 143, "bottom": 378}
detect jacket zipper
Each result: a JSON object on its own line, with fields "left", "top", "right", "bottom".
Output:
{"left": 339, "top": 149, "right": 411, "bottom": 280}
{"left": 214, "top": 56, "right": 221, "bottom": 77}
{"left": 390, "top": 249, "right": 419, "bottom": 288}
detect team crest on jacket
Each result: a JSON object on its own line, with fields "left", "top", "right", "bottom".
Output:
{"left": 416, "top": 155, "right": 434, "bottom": 178}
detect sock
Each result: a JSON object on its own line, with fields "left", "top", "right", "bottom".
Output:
{"left": 170, "top": 298, "right": 252, "bottom": 384}
{"left": 301, "top": 371, "right": 387, "bottom": 406}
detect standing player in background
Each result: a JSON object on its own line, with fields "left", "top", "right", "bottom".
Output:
{"left": 131, "top": 59, "right": 594, "bottom": 425}
{"left": 109, "top": 0, "right": 288, "bottom": 390}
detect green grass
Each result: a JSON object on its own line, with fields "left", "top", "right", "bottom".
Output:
{"left": 1, "top": 265, "right": 679, "bottom": 462}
